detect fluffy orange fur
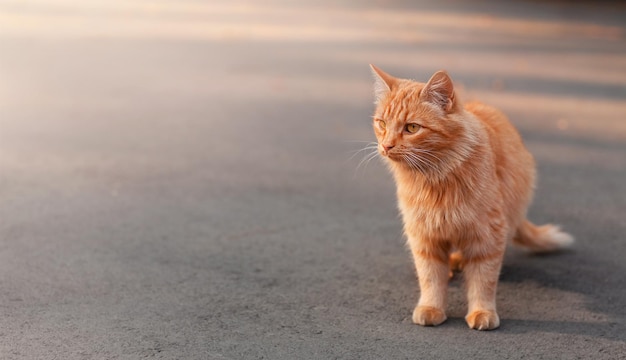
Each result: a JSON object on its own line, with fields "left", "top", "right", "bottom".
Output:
{"left": 369, "top": 65, "right": 573, "bottom": 330}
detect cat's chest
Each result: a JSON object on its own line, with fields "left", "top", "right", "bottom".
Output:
{"left": 399, "top": 196, "right": 467, "bottom": 224}
{"left": 397, "top": 184, "right": 480, "bottom": 234}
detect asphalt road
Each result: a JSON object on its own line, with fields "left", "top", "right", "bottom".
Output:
{"left": 1, "top": 1, "right": 626, "bottom": 359}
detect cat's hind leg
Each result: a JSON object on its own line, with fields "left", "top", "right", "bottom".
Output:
{"left": 448, "top": 250, "right": 463, "bottom": 279}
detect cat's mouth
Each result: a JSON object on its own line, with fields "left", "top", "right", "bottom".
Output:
{"left": 380, "top": 149, "right": 402, "bottom": 161}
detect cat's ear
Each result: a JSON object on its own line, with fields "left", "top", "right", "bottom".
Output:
{"left": 370, "top": 64, "right": 397, "bottom": 103}
{"left": 421, "top": 70, "right": 456, "bottom": 112}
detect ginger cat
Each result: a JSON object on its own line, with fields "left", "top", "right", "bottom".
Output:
{"left": 369, "top": 65, "right": 573, "bottom": 330}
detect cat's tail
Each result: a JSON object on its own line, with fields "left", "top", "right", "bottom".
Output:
{"left": 513, "top": 220, "right": 574, "bottom": 253}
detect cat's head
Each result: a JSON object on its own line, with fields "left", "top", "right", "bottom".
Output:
{"left": 370, "top": 65, "right": 470, "bottom": 175}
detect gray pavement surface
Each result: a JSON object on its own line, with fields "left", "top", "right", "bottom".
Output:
{"left": 1, "top": 0, "right": 626, "bottom": 359}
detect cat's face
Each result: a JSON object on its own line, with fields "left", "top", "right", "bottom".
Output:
{"left": 371, "top": 66, "right": 463, "bottom": 174}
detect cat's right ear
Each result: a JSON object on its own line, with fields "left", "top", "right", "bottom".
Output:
{"left": 421, "top": 70, "right": 456, "bottom": 113}
{"left": 370, "top": 64, "right": 397, "bottom": 104}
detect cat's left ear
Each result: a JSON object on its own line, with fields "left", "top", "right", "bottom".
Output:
{"left": 370, "top": 64, "right": 397, "bottom": 104}
{"left": 421, "top": 70, "right": 457, "bottom": 113}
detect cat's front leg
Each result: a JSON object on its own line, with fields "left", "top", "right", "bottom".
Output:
{"left": 463, "top": 239, "right": 506, "bottom": 331}
{"left": 409, "top": 241, "right": 449, "bottom": 326}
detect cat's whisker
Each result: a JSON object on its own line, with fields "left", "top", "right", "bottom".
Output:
{"left": 409, "top": 147, "right": 442, "bottom": 163}
{"left": 347, "top": 145, "right": 378, "bottom": 156}
{"left": 403, "top": 151, "right": 444, "bottom": 177}
{"left": 363, "top": 151, "right": 381, "bottom": 169}
{"left": 402, "top": 155, "right": 418, "bottom": 172}
{"left": 400, "top": 152, "right": 427, "bottom": 174}
{"left": 343, "top": 142, "right": 379, "bottom": 167}
{"left": 346, "top": 142, "right": 378, "bottom": 152}
{"left": 364, "top": 150, "right": 381, "bottom": 166}
{"left": 410, "top": 156, "right": 428, "bottom": 174}
{"left": 418, "top": 142, "right": 468, "bottom": 165}
{"left": 412, "top": 149, "right": 442, "bottom": 167}
{"left": 346, "top": 148, "right": 378, "bottom": 168}
{"left": 343, "top": 140, "right": 378, "bottom": 144}
{"left": 405, "top": 151, "right": 431, "bottom": 166}
{"left": 414, "top": 154, "right": 439, "bottom": 171}
{"left": 349, "top": 143, "right": 379, "bottom": 152}
{"left": 413, "top": 148, "right": 443, "bottom": 163}
{"left": 355, "top": 149, "right": 380, "bottom": 173}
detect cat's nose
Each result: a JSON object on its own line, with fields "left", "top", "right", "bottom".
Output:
{"left": 383, "top": 144, "right": 395, "bottom": 151}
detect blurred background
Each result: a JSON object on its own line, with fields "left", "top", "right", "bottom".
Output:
{"left": 1, "top": 1, "right": 625, "bottom": 359}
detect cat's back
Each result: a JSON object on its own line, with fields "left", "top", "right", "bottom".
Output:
{"left": 464, "top": 101, "right": 530, "bottom": 161}
{"left": 464, "top": 101, "right": 535, "bottom": 226}
{"left": 465, "top": 101, "right": 519, "bottom": 143}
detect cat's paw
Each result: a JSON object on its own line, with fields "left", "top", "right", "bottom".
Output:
{"left": 412, "top": 306, "right": 447, "bottom": 326}
{"left": 465, "top": 310, "right": 500, "bottom": 330}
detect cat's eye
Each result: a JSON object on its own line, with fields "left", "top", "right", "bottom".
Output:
{"left": 377, "top": 120, "right": 386, "bottom": 130}
{"left": 406, "top": 123, "right": 421, "bottom": 134}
